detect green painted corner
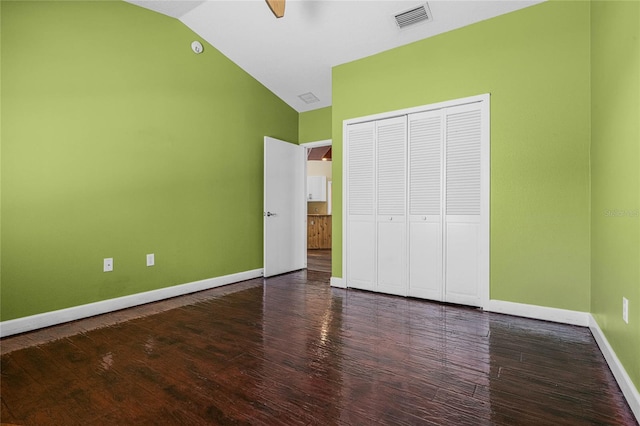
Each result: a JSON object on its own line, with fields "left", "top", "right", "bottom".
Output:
{"left": 0, "top": 0, "right": 3, "bottom": 294}
{"left": 0, "top": 0, "right": 297, "bottom": 320}
{"left": 590, "top": 0, "right": 640, "bottom": 392}
{"left": 331, "top": 0, "right": 639, "bottom": 392}
{"left": 299, "top": 107, "right": 332, "bottom": 144}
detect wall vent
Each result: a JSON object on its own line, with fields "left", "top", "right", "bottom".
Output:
{"left": 394, "top": 3, "right": 432, "bottom": 29}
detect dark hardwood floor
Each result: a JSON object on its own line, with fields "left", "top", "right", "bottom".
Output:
{"left": 1, "top": 270, "right": 637, "bottom": 425}
{"left": 307, "top": 249, "right": 331, "bottom": 273}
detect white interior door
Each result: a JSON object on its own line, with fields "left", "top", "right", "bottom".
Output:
{"left": 264, "top": 137, "right": 306, "bottom": 277}
{"left": 408, "top": 110, "right": 444, "bottom": 301}
{"left": 376, "top": 116, "right": 407, "bottom": 296}
{"left": 346, "top": 122, "right": 376, "bottom": 291}
{"left": 443, "top": 104, "right": 486, "bottom": 307}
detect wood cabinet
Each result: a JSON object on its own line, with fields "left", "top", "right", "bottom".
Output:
{"left": 307, "top": 215, "right": 331, "bottom": 249}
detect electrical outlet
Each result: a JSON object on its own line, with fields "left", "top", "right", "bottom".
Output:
{"left": 104, "top": 258, "right": 113, "bottom": 272}
{"left": 146, "top": 253, "right": 155, "bottom": 267}
{"left": 622, "top": 297, "right": 629, "bottom": 324}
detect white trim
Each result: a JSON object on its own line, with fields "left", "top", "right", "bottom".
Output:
{"left": 0, "top": 268, "right": 264, "bottom": 338}
{"left": 342, "top": 120, "right": 348, "bottom": 293}
{"left": 300, "top": 139, "right": 331, "bottom": 148}
{"left": 479, "top": 97, "right": 490, "bottom": 308}
{"left": 483, "top": 300, "right": 639, "bottom": 420}
{"left": 484, "top": 299, "right": 590, "bottom": 326}
{"left": 343, "top": 94, "right": 489, "bottom": 127}
{"left": 589, "top": 315, "right": 640, "bottom": 421}
{"left": 301, "top": 139, "right": 332, "bottom": 263}
{"left": 330, "top": 276, "right": 346, "bottom": 288}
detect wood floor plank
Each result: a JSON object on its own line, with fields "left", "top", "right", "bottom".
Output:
{"left": 307, "top": 249, "right": 332, "bottom": 273}
{"left": 1, "top": 270, "right": 637, "bottom": 425}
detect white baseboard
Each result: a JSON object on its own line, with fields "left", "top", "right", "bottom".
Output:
{"left": 330, "top": 276, "right": 346, "bottom": 288}
{"left": 484, "top": 299, "right": 590, "bottom": 326}
{"left": 0, "top": 268, "right": 264, "bottom": 338}
{"left": 484, "top": 300, "right": 638, "bottom": 421}
{"left": 589, "top": 315, "right": 640, "bottom": 421}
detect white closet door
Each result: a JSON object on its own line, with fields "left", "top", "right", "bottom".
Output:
{"left": 444, "top": 103, "right": 485, "bottom": 307}
{"left": 346, "top": 121, "right": 376, "bottom": 291}
{"left": 343, "top": 95, "right": 489, "bottom": 308}
{"left": 408, "top": 110, "right": 443, "bottom": 301}
{"left": 376, "top": 116, "right": 407, "bottom": 296}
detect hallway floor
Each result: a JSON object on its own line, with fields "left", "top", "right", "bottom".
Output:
{"left": 307, "top": 249, "right": 331, "bottom": 273}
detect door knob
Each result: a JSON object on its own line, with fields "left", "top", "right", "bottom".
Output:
{"left": 265, "top": 211, "right": 277, "bottom": 217}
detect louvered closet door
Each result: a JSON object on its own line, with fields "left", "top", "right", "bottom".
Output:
{"left": 444, "top": 103, "right": 484, "bottom": 307}
{"left": 346, "top": 121, "right": 376, "bottom": 291}
{"left": 376, "top": 116, "right": 407, "bottom": 296}
{"left": 408, "top": 110, "right": 443, "bottom": 301}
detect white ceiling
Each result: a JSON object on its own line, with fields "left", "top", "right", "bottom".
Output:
{"left": 126, "top": 0, "right": 543, "bottom": 112}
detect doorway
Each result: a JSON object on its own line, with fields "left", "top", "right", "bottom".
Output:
{"left": 302, "top": 139, "right": 332, "bottom": 273}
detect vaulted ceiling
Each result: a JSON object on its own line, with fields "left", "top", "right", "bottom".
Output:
{"left": 126, "top": 0, "right": 543, "bottom": 112}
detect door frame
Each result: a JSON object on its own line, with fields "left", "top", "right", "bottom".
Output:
{"left": 301, "top": 139, "right": 332, "bottom": 266}
{"left": 302, "top": 139, "right": 332, "bottom": 150}
{"left": 342, "top": 94, "right": 490, "bottom": 308}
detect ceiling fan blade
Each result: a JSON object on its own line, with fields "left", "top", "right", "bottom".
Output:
{"left": 265, "top": 0, "right": 285, "bottom": 18}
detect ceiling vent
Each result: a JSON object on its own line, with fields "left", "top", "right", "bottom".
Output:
{"left": 394, "top": 3, "right": 432, "bottom": 29}
{"left": 298, "top": 92, "right": 320, "bottom": 104}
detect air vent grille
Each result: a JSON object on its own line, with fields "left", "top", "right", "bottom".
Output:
{"left": 298, "top": 92, "right": 320, "bottom": 104}
{"left": 394, "top": 4, "right": 432, "bottom": 29}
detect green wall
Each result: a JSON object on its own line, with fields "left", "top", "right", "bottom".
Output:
{"left": 591, "top": 0, "right": 640, "bottom": 390}
{"left": 1, "top": 0, "right": 637, "bottom": 396}
{"left": 332, "top": 1, "right": 592, "bottom": 312}
{"left": 0, "top": 2, "right": 3, "bottom": 297}
{"left": 299, "top": 106, "right": 332, "bottom": 143}
{"left": 0, "top": 1, "right": 298, "bottom": 321}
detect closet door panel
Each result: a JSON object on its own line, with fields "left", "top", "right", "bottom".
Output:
{"left": 409, "top": 219, "right": 442, "bottom": 300}
{"left": 444, "top": 103, "right": 483, "bottom": 306}
{"left": 408, "top": 111, "right": 443, "bottom": 300}
{"left": 346, "top": 122, "right": 376, "bottom": 290}
{"left": 376, "top": 116, "right": 407, "bottom": 296}
{"left": 348, "top": 219, "right": 376, "bottom": 291}
{"left": 377, "top": 220, "right": 406, "bottom": 296}
{"left": 445, "top": 220, "right": 480, "bottom": 306}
